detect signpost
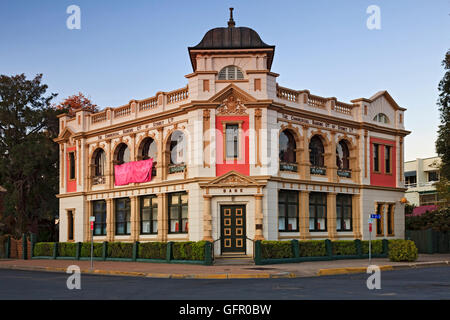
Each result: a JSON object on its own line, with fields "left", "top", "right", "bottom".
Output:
{"left": 368, "top": 214, "right": 381, "bottom": 265}
{"left": 89, "top": 216, "right": 95, "bottom": 271}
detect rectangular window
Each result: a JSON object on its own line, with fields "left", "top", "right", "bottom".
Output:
{"left": 428, "top": 171, "right": 439, "bottom": 182}
{"left": 140, "top": 195, "right": 158, "bottom": 234}
{"left": 203, "top": 79, "right": 209, "bottom": 92}
{"left": 336, "top": 194, "right": 352, "bottom": 231}
{"left": 169, "top": 192, "right": 188, "bottom": 234}
{"left": 67, "top": 210, "right": 74, "bottom": 241}
{"left": 93, "top": 200, "right": 107, "bottom": 236}
{"left": 309, "top": 192, "right": 327, "bottom": 232}
{"left": 69, "top": 152, "right": 76, "bottom": 180}
{"left": 387, "top": 204, "right": 394, "bottom": 236}
{"left": 278, "top": 190, "right": 298, "bottom": 232}
{"left": 115, "top": 198, "right": 131, "bottom": 235}
{"left": 254, "top": 78, "right": 261, "bottom": 91}
{"left": 225, "top": 124, "right": 239, "bottom": 159}
{"left": 385, "top": 146, "right": 391, "bottom": 174}
{"left": 376, "top": 203, "right": 383, "bottom": 236}
{"left": 373, "top": 144, "right": 380, "bottom": 172}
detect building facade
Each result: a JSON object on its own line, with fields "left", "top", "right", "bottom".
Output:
{"left": 55, "top": 11, "right": 410, "bottom": 256}
{"left": 404, "top": 156, "right": 441, "bottom": 207}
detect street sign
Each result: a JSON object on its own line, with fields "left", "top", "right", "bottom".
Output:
{"left": 90, "top": 221, "right": 94, "bottom": 231}
{"left": 368, "top": 218, "right": 374, "bottom": 224}
{"left": 370, "top": 214, "right": 381, "bottom": 219}
{"left": 89, "top": 216, "right": 96, "bottom": 222}
{"left": 369, "top": 223, "right": 372, "bottom": 233}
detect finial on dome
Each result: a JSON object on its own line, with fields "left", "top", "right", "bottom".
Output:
{"left": 228, "top": 8, "right": 235, "bottom": 28}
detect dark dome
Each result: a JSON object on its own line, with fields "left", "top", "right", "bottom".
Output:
{"left": 190, "top": 26, "right": 273, "bottom": 50}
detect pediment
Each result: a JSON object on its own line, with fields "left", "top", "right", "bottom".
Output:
{"left": 369, "top": 90, "right": 406, "bottom": 111}
{"left": 208, "top": 84, "right": 257, "bottom": 116}
{"left": 201, "top": 170, "right": 263, "bottom": 188}
{"left": 54, "top": 127, "right": 75, "bottom": 143}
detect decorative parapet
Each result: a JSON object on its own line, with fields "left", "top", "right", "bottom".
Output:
{"left": 91, "top": 111, "right": 107, "bottom": 124}
{"left": 113, "top": 104, "right": 131, "bottom": 118}
{"left": 167, "top": 86, "right": 189, "bottom": 104}
{"left": 276, "top": 84, "right": 357, "bottom": 115}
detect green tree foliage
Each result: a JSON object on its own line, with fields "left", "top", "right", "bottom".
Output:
{"left": 0, "top": 74, "right": 60, "bottom": 237}
{"left": 436, "top": 50, "right": 450, "bottom": 207}
{"left": 405, "top": 207, "right": 450, "bottom": 231}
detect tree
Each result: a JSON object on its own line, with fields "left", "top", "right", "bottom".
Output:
{"left": 0, "top": 74, "right": 60, "bottom": 237}
{"left": 55, "top": 92, "right": 97, "bottom": 116}
{"left": 435, "top": 49, "right": 450, "bottom": 207}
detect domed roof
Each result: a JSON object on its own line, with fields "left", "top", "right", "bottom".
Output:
{"left": 188, "top": 8, "right": 275, "bottom": 70}
{"left": 191, "top": 26, "right": 273, "bottom": 50}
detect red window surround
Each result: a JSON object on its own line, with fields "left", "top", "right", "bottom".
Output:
{"left": 370, "top": 137, "right": 396, "bottom": 188}
{"left": 215, "top": 115, "right": 249, "bottom": 176}
{"left": 66, "top": 146, "right": 77, "bottom": 192}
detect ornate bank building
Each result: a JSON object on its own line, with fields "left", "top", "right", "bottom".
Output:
{"left": 55, "top": 10, "right": 410, "bottom": 256}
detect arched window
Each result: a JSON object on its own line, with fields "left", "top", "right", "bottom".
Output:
{"left": 373, "top": 113, "right": 389, "bottom": 124}
{"left": 115, "top": 143, "right": 130, "bottom": 165}
{"left": 309, "top": 135, "right": 325, "bottom": 167}
{"left": 140, "top": 137, "right": 157, "bottom": 161}
{"left": 93, "top": 148, "right": 106, "bottom": 177}
{"left": 169, "top": 131, "right": 186, "bottom": 165}
{"left": 279, "top": 130, "right": 296, "bottom": 163}
{"left": 218, "top": 65, "right": 244, "bottom": 80}
{"left": 336, "top": 140, "right": 350, "bottom": 170}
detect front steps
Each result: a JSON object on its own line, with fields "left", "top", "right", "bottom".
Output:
{"left": 213, "top": 253, "right": 254, "bottom": 265}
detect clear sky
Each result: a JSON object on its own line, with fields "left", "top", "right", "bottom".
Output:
{"left": 1, "top": 0, "right": 449, "bottom": 161}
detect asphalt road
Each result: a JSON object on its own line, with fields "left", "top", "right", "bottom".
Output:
{"left": 0, "top": 267, "right": 449, "bottom": 300}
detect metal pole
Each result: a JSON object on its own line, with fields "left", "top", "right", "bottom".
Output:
{"left": 369, "top": 223, "right": 372, "bottom": 266}
{"left": 90, "top": 224, "right": 94, "bottom": 271}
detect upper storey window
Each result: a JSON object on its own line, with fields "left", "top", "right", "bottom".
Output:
{"left": 218, "top": 65, "right": 244, "bottom": 80}
{"left": 116, "top": 143, "right": 130, "bottom": 165}
{"left": 373, "top": 113, "right": 389, "bottom": 124}
{"left": 309, "top": 135, "right": 325, "bottom": 168}
{"left": 170, "top": 131, "right": 186, "bottom": 165}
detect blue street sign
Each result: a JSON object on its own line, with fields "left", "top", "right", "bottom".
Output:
{"left": 370, "top": 214, "right": 381, "bottom": 219}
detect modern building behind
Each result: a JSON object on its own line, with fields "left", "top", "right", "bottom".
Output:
{"left": 54, "top": 10, "right": 410, "bottom": 256}
{"left": 404, "top": 156, "right": 441, "bottom": 207}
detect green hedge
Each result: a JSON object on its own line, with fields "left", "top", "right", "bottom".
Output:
{"left": 80, "top": 242, "right": 103, "bottom": 258}
{"left": 261, "top": 241, "right": 293, "bottom": 259}
{"left": 172, "top": 241, "right": 206, "bottom": 261}
{"left": 58, "top": 243, "right": 76, "bottom": 257}
{"left": 138, "top": 242, "right": 167, "bottom": 260}
{"left": 361, "top": 240, "right": 383, "bottom": 255}
{"left": 388, "top": 240, "right": 418, "bottom": 262}
{"left": 34, "top": 242, "right": 54, "bottom": 257}
{"left": 298, "top": 240, "right": 327, "bottom": 257}
{"left": 332, "top": 240, "right": 357, "bottom": 256}
{"left": 107, "top": 242, "right": 133, "bottom": 259}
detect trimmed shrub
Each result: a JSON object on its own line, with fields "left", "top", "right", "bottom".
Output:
{"left": 0, "top": 235, "right": 7, "bottom": 258}
{"left": 34, "top": 242, "right": 54, "bottom": 257}
{"left": 80, "top": 242, "right": 103, "bottom": 258}
{"left": 388, "top": 239, "right": 418, "bottom": 262}
{"left": 260, "top": 241, "right": 293, "bottom": 259}
{"left": 138, "top": 242, "right": 167, "bottom": 260}
{"left": 298, "top": 240, "right": 327, "bottom": 257}
{"left": 107, "top": 242, "right": 133, "bottom": 259}
{"left": 332, "top": 240, "right": 357, "bottom": 256}
{"left": 172, "top": 241, "right": 206, "bottom": 261}
{"left": 58, "top": 243, "right": 76, "bottom": 257}
{"left": 361, "top": 240, "right": 384, "bottom": 255}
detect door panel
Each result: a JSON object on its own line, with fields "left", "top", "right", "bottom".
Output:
{"left": 221, "top": 205, "right": 246, "bottom": 253}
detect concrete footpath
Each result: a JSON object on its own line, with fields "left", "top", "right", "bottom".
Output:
{"left": 0, "top": 254, "right": 449, "bottom": 279}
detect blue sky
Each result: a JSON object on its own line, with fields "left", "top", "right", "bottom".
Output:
{"left": 1, "top": 0, "right": 449, "bottom": 161}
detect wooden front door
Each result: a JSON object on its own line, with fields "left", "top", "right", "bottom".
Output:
{"left": 220, "top": 205, "right": 246, "bottom": 254}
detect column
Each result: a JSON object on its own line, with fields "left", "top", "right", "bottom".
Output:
{"left": 106, "top": 139, "right": 113, "bottom": 188}
{"left": 254, "top": 194, "right": 264, "bottom": 240}
{"left": 299, "top": 190, "right": 310, "bottom": 240}
{"left": 130, "top": 196, "right": 139, "bottom": 242}
{"left": 157, "top": 193, "right": 168, "bottom": 242}
{"left": 352, "top": 193, "right": 362, "bottom": 239}
{"left": 202, "top": 195, "right": 213, "bottom": 241}
{"left": 327, "top": 192, "right": 337, "bottom": 240}
{"left": 300, "top": 128, "right": 311, "bottom": 179}
{"left": 157, "top": 127, "right": 165, "bottom": 180}
{"left": 327, "top": 132, "right": 337, "bottom": 182}
{"left": 106, "top": 198, "right": 114, "bottom": 242}
{"left": 85, "top": 200, "right": 92, "bottom": 242}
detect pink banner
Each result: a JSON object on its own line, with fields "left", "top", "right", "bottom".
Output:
{"left": 114, "top": 158, "right": 153, "bottom": 186}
